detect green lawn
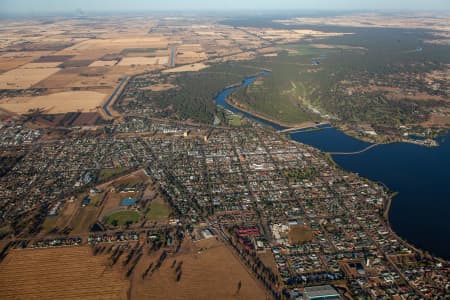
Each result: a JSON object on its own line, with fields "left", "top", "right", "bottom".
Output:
{"left": 146, "top": 201, "right": 170, "bottom": 220}
{"left": 98, "top": 168, "right": 128, "bottom": 182}
{"left": 104, "top": 210, "right": 140, "bottom": 226}
{"left": 227, "top": 115, "right": 243, "bottom": 127}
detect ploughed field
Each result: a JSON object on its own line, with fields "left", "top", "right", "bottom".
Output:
{"left": 0, "top": 247, "right": 128, "bottom": 300}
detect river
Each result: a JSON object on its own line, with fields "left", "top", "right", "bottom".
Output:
{"left": 215, "top": 74, "right": 450, "bottom": 260}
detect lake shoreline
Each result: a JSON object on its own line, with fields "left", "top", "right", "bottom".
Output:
{"left": 216, "top": 74, "right": 450, "bottom": 262}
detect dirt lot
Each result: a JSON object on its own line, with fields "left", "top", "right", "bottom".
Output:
{"left": 0, "top": 91, "right": 108, "bottom": 114}
{"left": 0, "top": 67, "right": 61, "bottom": 89}
{"left": 288, "top": 225, "right": 313, "bottom": 244}
{"left": 131, "top": 237, "right": 268, "bottom": 300}
{"left": 0, "top": 247, "right": 128, "bottom": 300}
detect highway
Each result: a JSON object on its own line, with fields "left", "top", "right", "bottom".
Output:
{"left": 169, "top": 46, "right": 176, "bottom": 67}
{"left": 102, "top": 76, "right": 129, "bottom": 117}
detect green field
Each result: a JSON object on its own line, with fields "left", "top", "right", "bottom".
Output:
{"left": 105, "top": 210, "right": 140, "bottom": 226}
{"left": 98, "top": 168, "right": 128, "bottom": 182}
{"left": 226, "top": 114, "right": 244, "bottom": 127}
{"left": 146, "top": 201, "right": 170, "bottom": 221}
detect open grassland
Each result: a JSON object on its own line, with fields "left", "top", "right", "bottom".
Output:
{"left": 146, "top": 198, "right": 171, "bottom": 221}
{"left": 0, "top": 247, "right": 128, "bottom": 300}
{"left": 0, "top": 67, "right": 60, "bottom": 89}
{"left": 0, "top": 91, "right": 107, "bottom": 114}
{"left": 131, "top": 238, "right": 267, "bottom": 300}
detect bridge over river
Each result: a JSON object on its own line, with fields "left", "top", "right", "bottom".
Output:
{"left": 327, "top": 143, "right": 380, "bottom": 155}
{"left": 278, "top": 122, "right": 331, "bottom": 133}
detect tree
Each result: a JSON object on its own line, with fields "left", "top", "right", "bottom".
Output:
{"left": 236, "top": 280, "right": 242, "bottom": 295}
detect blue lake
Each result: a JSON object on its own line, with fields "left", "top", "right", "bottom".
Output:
{"left": 216, "top": 74, "right": 450, "bottom": 260}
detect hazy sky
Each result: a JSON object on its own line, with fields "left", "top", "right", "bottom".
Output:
{"left": 1, "top": 0, "right": 450, "bottom": 14}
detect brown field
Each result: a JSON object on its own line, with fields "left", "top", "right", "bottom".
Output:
{"left": 20, "top": 62, "right": 62, "bottom": 68}
{"left": 131, "top": 237, "right": 268, "bottom": 300}
{"left": 258, "top": 250, "right": 280, "bottom": 277}
{"left": 72, "top": 112, "right": 104, "bottom": 126}
{"left": 60, "top": 59, "right": 94, "bottom": 68}
{"left": 0, "top": 91, "right": 108, "bottom": 114}
{"left": 34, "top": 55, "right": 74, "bottom": 62}
{"left": 70, "top": 205, "right": 100, "bottom": 234}
{"left": 123, "top": 49, "right": 169, "bottom": 57}
{"left": 162, "top": 63, "right": 209, "bottom": 73}
{"left": 89, "top": 60, "right": 118, "bottom": 67}
{"left": 0, "top": 51, "right": 53, "bottom": 72}
{"left": 422, "top": 111, "right": 450, "bottom": 127}
{"left": 288, "top": 225, "right": 313, "bottom": 244}
{"left": 61, "top": 38, "right": 168, "bottom": 54}
{"left": 0, "top": 57, "right": 33, "bottom": 73}
{"left": 0, "top": 67, "right": 60, "bottom": 89}
{"left": 52, "top": 199, "right": 78, "bottom": 230}
{"left": 118, "top": 56, "right": 169, "bottom": 66}
{"left": 0, "top": 247, "right": 128, "bottom": 300}
{"left": 35, "top": 67, "right": 111, "bottom": 89}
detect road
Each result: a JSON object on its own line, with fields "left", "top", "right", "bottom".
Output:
{"left": 278, "top": 122, "right": 331, "bottom": 133}
{"left": 328, "top": 143, "right": 379, "bottom": 155}
{"left": 102, "top": 76, "right": 129, "bottom": 117}
{"left": 169, "top": 46, "right": 176, "bottom": 67}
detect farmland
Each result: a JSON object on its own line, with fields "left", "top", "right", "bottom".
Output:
{"left": 0, "top": 247, "right": 128, "bottom": 300}
{"left": 0, "top": 91, "right": 107, "bottom": 114}
{"left": 0, "top": 67, "right": 60, "bottom": 89}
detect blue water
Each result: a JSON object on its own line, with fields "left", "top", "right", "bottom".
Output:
{"left": 292, "top": 129, "right": 450, "bottom": 260}
{"left": 120, "top": 197, "right": 137, "bottom": 206}
{"left": 215, "top": 74, "right": 450, "bottom": 260}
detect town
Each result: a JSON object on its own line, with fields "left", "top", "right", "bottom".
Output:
{"left": 0, "top": 115, "right": 448, "bottom": 299}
